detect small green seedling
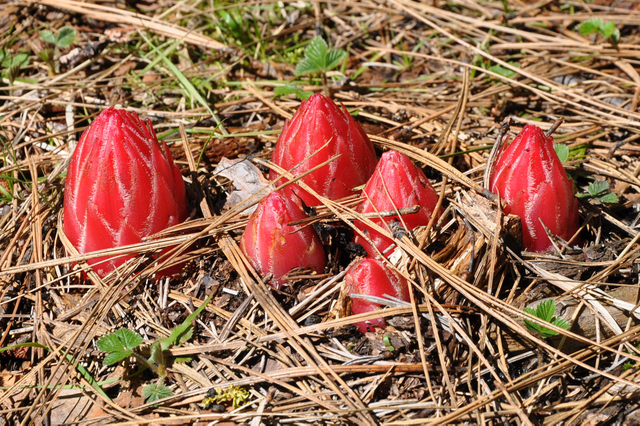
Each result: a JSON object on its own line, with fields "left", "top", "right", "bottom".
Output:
{"left": 40, "top": 26, "right": 76, "bottom": 49}
{"left": 217, "top": 8, "right": 249, "bottom": 44}
{"left": 39, "top": 26, "right": 76, "bottom": 74}
{"left": 0, "top": 50, "right": 30, "bottom": 84}
{"left": 142, "top": 382, "right": 174, "bottom": 404}
{"left": 576, "top": 180, "right": 619, "bottom": 204}
{"left": 97, "top": 296, "right": 212, "bottom": 403}
{"left": 524, "top": 299, "right": 571, "bottom": 339}
{"left": 578, "top": 18, "right": 620, "bottom": 47}
{"left": 382, "top": 334, "right": 395, "bottom": 352}
{"left": 295, "top": 37, "right": 346, "bottom": 95}
{"left": 97, "top": 328, "right": 143, "bottom": 366}
{"left": 488, "top": 62, "right": 519, "bottom": 79}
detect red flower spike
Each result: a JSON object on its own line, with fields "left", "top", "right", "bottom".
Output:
{"left": 344, "top": 258, "right": 411, "bottom": 333}
{"left": 489, "top": 124, "right": 580, "bottom": 252}
{"left": 64, "top": 107, "right": 188, "bottom": 278}
{"left": 354, "top": 150, "right": 440, "bottom": 256}
{"left": 240, "top": 191, "right": 326, "bottom": 289}
{"left": 269, "top": 93, "right": 377, "bottom": 207}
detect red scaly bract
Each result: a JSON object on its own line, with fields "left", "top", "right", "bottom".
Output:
{"left": 489, "top": 124, "right": 580, "bottom": 252}
{"left": 344, "top": 258, "right": 411, "bottom": 333}
{"left": 354, "top": 150, "right": 440, "bottom": 256}
{"left": 269, "top": 93, "right": 377, "bottom": 207}
{"left": 240, "top": 191, "right": 326, "bottom": 289}
{"left": 63, "top": 108, "right": 188, "bottom": 278}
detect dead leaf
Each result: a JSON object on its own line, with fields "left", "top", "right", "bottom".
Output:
{"left": 113, "top": 386, "right": 145, "bottom": 408}
{"left": 114, "top": 61, "right": 137, "bottom": 77}
{"left": 49, "top": 390, "right": 95, "bottom": 425}
{"left": 213, "top": 157, "right": 272, "bottom": 214}
{"left": 142, "top": 72, "right": 159, "bottom": 83}
{"left": 0, "top": 371, "right": 19, "bottom": 387}
{"left": 104, "top": 26, "right": 135, "bottom": 43}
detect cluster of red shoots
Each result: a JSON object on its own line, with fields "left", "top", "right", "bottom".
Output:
{"left": 240, "top": 93, "right": 441, "bottom": 332}
{"left": 64, "top": 97, "right": 581, "bottom": 333}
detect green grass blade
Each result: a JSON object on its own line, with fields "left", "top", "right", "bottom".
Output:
{"left": 138, "top": 30, "right": 227, "bottom": 134}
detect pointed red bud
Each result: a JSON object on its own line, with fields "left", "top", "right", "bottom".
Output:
{"left": 354, "top": 150, "right": 440, "bottom": 256}
{"left": 489, "top": 124, "right": 580, "bottom": 252}
{"left": 63, "top": 108, "right": 188, "bottom": 278}
{"left": 344, "top": 258, "right": 411, "bottom": 333}
{"left": 240, "top": 191, "right": 326, "bottom": 289}
{"left": 270, "top": 93, "right": 377, "bottom": 206}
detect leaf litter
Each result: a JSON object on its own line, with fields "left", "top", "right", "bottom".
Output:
{"left": 1, "top": 0, "right": 640, "bottom": 424}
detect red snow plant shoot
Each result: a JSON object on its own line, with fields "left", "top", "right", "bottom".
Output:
{"left": 489, "top": 124, "right": 580, "bottom": 252}
{"left": 344, "top": 258, "right": 411, "bottom": 333}
{"left": 270, "top": 93, "right": 377, "bottom": 207}
{"left": 240, "top": 191, "right": 326, "bottom": 289}
{"left": 354, "top": 150, "right": 440, "bottom": 256}
{"left": 64, "top": 108, "right": 188, "bottom": 278}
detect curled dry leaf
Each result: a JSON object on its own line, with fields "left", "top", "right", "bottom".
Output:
{"left": 213, "top": 157, "right": 272, "bottom": 214}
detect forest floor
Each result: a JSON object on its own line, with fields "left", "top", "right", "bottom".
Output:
{"left": 2, "top": 0, "right": 640, "bottom": 424}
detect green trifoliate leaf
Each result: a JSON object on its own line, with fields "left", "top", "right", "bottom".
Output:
{"left": 554, "top": 143, "right": 569, "bottom": 162}
{"left": 587, "top": 180, "right": 609, "bottom": 197}
{"left": 103, "top": 350, "right": 132, "bottom": 366}
{"left": 523, "top": 307, "right": 542, "bottom": 333}
{"left": 536, "top": 299, "right": 556, "bottom": 322}
{"left": 56, "top": 27, "right": 76, "bottom": 48}
{"left": 115, "top": 328, "right": 143, "bottom": 350}
{"left": 40, "top": 30, "right": 56, "bottom": 45}
{"left": 600, "top": 20, "right": 616, "bottom": 38}
{"left": 524, "top": 299, "right": 571, "bottom": 339}
{"left": 295, "top": 59, "right": 321, "bottom": 76}
{"left": 598, "top": 192, "right": 619, "bottom": 204}
{"left": 304, "top": 36, "right": 328, "bottom": 70}
{"left": 295, "top": 36, "right": 347, "bottom": 76}
{"left": 552, "top": 317, "right": 571, "bottom": 331}
{"left": 97, "top": 328, "right": 143, "bottom": 366}
{"left": 142, "top": 383, "right": 174, "bottom": 403}
{"left": 578, "top": 18, "right": 604, "bottom": 36}
{"left": 325, "top": 48, "right": 346, "bottom": 71}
